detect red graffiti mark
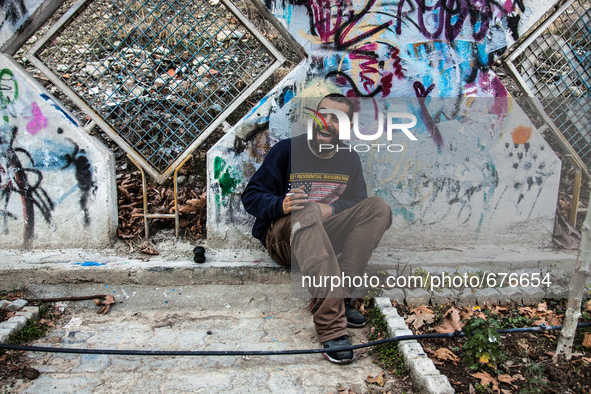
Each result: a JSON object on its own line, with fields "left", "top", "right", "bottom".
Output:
{"left": 348, "top": 43, "right": 380, "bottom": 93}
{"left": 307, "top": 0, "right": 344, "bottom": 43}
{"left": 347, "top": 43, "right": 404, "bottom": 97}
{"left": 389, "top": 47, "right": 404, "bottom": 80}
{"left": 380, "top": 73, "right": 393, "bottom": 96}
{"left": 335, "top": 75, "right": 349, "bottom": 86}
{"left": 413, "top": 81, "right": 444, "bottom": 150}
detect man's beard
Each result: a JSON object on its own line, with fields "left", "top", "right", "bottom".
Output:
{"left": 310, "top": 125, "right": 339, "bottom": 154}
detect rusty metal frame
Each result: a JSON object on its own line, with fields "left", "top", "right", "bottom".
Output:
{"left": 128, "top": 154, "right": 192, "bottom": 239}
{"left": 25, "top": 0, "right": 286, "bottom": 183}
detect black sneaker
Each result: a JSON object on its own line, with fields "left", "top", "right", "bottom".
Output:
{"left": 345, "top": 299, "right": 366, "bottom": 328}
{"left": 322, "top": 335, "right": 353, "bottom": 364}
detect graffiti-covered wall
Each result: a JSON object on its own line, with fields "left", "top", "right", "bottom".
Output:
{"left": 207, "top": 0, "right": 561, "bottom": 249}
{"left": 0, "top": 0, "right": 46, "bottom": 48}
{"left": 0, "top": 55, "right": 117, "bottom": 249}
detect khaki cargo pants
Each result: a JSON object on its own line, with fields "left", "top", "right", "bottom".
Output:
{"left": 265, "top": 196, "right": 392, "bottom": 342}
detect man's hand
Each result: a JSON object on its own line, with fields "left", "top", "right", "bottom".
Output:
{"left": 318, "top": 203, "right": 333, "bottom": 218}
{"left": 283, "top": 187, "right": 308, "bottom": 215}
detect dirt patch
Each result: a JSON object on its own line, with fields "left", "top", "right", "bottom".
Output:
{"left": 1, "top": 291, "right": 68, "bottom": 392}
{"left": 396, "top": 299, "right": 591, "bottom": 393}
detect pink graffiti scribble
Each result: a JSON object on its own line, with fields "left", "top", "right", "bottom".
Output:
{"left": 26, "top": 102, "right": 47, "bottom": 135}
{"left": 348, "top": 43, "right": 380, "bottom": 93}
{"left": 347, "top": 43, "right": 403, "bottom": 97}
{"left": 306, "top": 0, "right": 391, "bottom": 48}
{"left": 308, "top": 0, "right": 343, "bottom": 43}
{"left": 503, "top": 0, "right": 514, "bottom": 13}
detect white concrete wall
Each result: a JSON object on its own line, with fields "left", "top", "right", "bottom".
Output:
{"left": 0, "top": 55, "right": 117, "bottom": 249}
{"left": 207, "top": 0, "right": 560, "bottom": 249}
{"left": 0, "top": 0, "right": 46, "bottom": 48}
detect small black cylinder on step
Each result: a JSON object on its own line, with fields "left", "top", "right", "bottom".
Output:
{"left": 193, "top": 246, "right": 206, "bottom": 264}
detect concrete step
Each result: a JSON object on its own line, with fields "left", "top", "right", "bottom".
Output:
{"left": 1, "top": 245, "right": 577, "bottom": 290}
{"left": 10, "top": 284, "right": 407, "bottom": 394}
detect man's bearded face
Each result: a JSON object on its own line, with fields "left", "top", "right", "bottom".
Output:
{"left": 310, "top": 98, "right": 351, "bottom": 154}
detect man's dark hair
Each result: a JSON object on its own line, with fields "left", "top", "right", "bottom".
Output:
{"left": 319, "top": 93, "right": 354, "bottom": 120}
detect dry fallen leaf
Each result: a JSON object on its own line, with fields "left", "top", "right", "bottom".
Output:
{"left": 410, "top": 305, "right": 433, "bottom": 315}
{"left": 490, "top": 305, "right": 508, "bottom": 314}
{"left": 405, "top": 312, "right": 436, "bottom": 329}
{"left": 518, "top": 307, "right": 536, "bottom": 319}
{"left": 461, "top": 307, "right": 486, "bottom": 320}
{"left": 537, "top": 302, "right": 548, "bottom": 314}
{"left": 435, "top": 306, "right": 464, "bottom": 333}
{"left": 585, "top": 299, "right": 591, "bottom": 313}
{"left": 471, "top": 371, "right": 499, "bottom": 393}
{"left": 498, "top": 374, "right": 518, "bottom": 389}
{"left": 533, "top": 311, "right": 562, "bottom": 326}
{"left": 433, "top": 348, "right": 459, "bottom": 365}
{"left": 582, "top": 332, "right": 591, "bottom": 349}
{"left": 140, "top": 242, "right": 159, "bottom": 255}
{"left": 97, "top": 295, "right": 116, "bottom": 315}
{"left": 39, "top": 318, "right": 55, "bottom": 327}
{"left": 367, "top": 372, "right": 387, "bottom": 387}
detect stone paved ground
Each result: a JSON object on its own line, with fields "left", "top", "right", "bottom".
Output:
{"left": 9, "top": 284, "right": 413, "bottom": 393}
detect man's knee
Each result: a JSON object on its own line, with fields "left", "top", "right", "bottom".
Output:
{"left": 294, "top": 201, "right": 323, "bottom": 221}
{"left": 365, "top": 196, "right": 392, "bottom": 228}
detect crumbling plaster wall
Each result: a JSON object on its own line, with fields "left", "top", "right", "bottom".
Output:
{"left": 0, "top": 55, "right": 117, "bottom": 249}
{"left": 207, "top": 0, "right": 561, "bottom": 250}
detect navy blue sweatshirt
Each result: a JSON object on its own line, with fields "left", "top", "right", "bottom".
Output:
{"left": 241, "top": 134, "right": 367, "bottom": 247}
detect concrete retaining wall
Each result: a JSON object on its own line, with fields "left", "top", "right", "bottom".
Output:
{"left": 0, "top": 55, "right": 117, "bottom": 249}
{"left": 207, "top": 0, "right": 561, "bottom": 249}
{"left": 0, "top": 0, "right": 46, "bottom": 48}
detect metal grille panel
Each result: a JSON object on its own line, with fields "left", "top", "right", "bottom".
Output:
{"left": 26, "top": 0, "right": 284, "bottom": 181}
{"left": 506, "top": 0, "right": 591, "bottom": 171}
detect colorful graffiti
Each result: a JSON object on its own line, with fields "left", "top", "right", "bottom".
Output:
{"left": 277, "top": 0, "right": 525, "bottom": 104}
{"left": 206, "top": 0, "right": 560, "bottom": 248}
{"left": 0, "top": 67, "right": 96, "bottom": 247}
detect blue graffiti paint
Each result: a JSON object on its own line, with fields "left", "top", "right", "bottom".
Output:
{"left": 393, "top": 205, "right": 415, "bottom": 224}
{"left": 476, "top": 42, "right": 488, "bottom": 66}
{"left": 283, "top": 89, "right": 294, "bottom": 105}
{"left": 54, "top": 184, "right": 80, "bottom": 206}
{"left": 245, "top": 96, "right": 269, "bottom": 119}
{"left": 324, "top": 54, "right": 341, "bottom": 70}
{"left": 75, "top": 261, "right": 106, "bottom": 266}
{"left": 40, "top": 94, "right": 78, "bottom": 126}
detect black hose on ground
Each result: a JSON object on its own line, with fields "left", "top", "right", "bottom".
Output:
{"left": 2, "top": 323, "right": 590, "bottom": 356}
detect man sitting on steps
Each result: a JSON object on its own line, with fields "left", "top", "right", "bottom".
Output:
{"left": 241, "top": 93, "right": 392, "bottom": 364}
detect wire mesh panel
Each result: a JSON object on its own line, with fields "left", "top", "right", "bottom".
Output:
{"left": 26, "top": 0, "right": 285, "bottom": 182}
{"left": 506, "top": 0, "right": 591, "bottom": 171}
